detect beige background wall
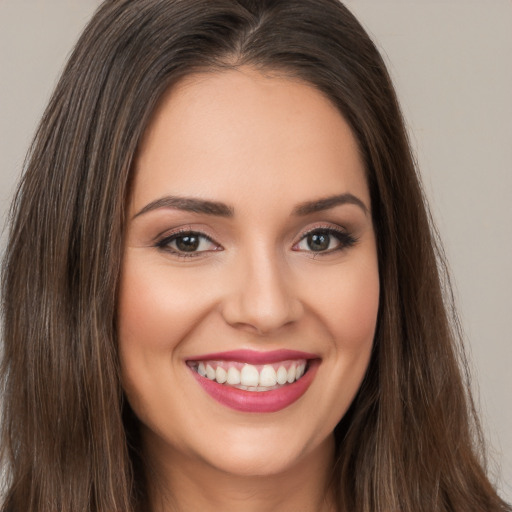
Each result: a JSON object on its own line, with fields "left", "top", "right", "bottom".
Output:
{"left": 1, "top": 0, "right": 511, "bottom": 500}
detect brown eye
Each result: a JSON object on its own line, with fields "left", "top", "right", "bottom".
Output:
{"left": 157, "top": 231, "right": 219, "bottom": 256}
{"left": 294, "top": 228, "right": 357, "bottom": 254}
{"left": 175, "top": 234, "right": 200, "bottom": 252}
{"left": 306, "top": 232, "right": 331, "bottom": 251}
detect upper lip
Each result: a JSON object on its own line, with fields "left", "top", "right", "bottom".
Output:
{"left": 186, "top": 349, "right": 319, "bottom": 365}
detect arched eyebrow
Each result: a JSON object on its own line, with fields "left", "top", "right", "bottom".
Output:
{"left": 133, "top": 192, "right": 368, "bottom": 220}
{"left": 133, "top": 196, "right": 234, "bottom": 219}
{"left": 292, "top": 193, "right": 369, "bottom": 216}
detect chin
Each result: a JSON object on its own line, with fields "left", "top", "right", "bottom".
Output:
{"left": 190, "top": 424, "right": 334, "bottom": 479}
{"left": 207, "top": 446, "right": 299, "bottom": 478}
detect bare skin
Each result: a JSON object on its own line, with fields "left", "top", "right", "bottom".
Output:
{"left": 146, "top": 432, "right": 336, "bottom": 511}
{"left": 118, "top": 67, "right": 379, "bottom": 511}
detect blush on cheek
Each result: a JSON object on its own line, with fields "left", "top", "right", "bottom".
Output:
{"left": 347, "top": 291, "right": 379, "bottom": 346}
{"left": 118, "top": 259, "right": 213, "bottom": 352}
{"left": 325, "top": 275, "right": 379, "bottom": 347}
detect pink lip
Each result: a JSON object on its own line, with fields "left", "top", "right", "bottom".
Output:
{"left": 189, "top": 359, "right": 320, "bottom": 413}
{"left": 186, "top": 349, "right": 318, "bottom": 365}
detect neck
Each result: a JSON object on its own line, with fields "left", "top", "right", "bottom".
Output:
{"left": 144, "top": 433, "right": 336, "bottom": 512}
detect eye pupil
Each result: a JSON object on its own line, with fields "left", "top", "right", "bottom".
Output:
{"left": 176, "top": 235, "right": 200, "bottom": 252}
{"left": 307, "top": 232, "right": 330, "bottom": 251}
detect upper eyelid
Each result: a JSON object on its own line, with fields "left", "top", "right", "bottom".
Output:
{"left": 298, "top": 225, "right": 347, "bottom": 237}
{"left": 157, "top": 230, "right": 217, "bottom": 246}
{"left": 294, "top": 224, "right": 351, "bottom": 243}
{"left": 300, "top": 223, "right": 360, "bottom": 252}
{"left": 163, "top": 229, "right": 213, "bottom": 240}
{"left": 156, "top": 223, "right": 346, "bottom": 238}
{"left": 155, "top": 226, "right": 218, "bottom": 244}
{"left": 155, "top": 231, "right": 221, "bottom": 259}
{"left": 154, "top": 223, "right": 353, "bottom": 250}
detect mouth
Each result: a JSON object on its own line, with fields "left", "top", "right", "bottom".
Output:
{"left": 186, "top": 350, "right": 320, "bottom": 413}
{"left": 188, "top": 358, "right": 308, "bottom": 390}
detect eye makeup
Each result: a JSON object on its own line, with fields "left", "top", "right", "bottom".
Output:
{"left": 153, "top": 223, "right": 358, "bottom": 260}
{"left": 293, "top": 225, "right": 358, "bottom": 254}
{"left": 155, "top": 228, "right": 222, "bottom": 259}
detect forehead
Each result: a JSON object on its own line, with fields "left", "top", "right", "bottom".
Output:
{"left": 131, "top": 67, "right": 369, "bottom": 215}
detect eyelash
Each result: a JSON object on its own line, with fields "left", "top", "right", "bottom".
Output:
{"left": 294, "top": 226, "right": 358, "bottom": 255}
{"left": 155, "top": 226, "right": 357, "bottom": 259}
{"left": 155, "top": 229, "right": 220, "bottom": 259}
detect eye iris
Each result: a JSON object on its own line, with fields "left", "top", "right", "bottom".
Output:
{"left": 175, "top": 235, "right": 200, "bottom": 252}
{"left": 307, "top": 232, "right": 330, "bottom": 251}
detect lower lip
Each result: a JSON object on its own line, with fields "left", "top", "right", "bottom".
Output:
{"left": 189, "top": 360, "right": 319, "bottom": 413}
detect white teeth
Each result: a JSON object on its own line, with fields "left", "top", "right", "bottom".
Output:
{"left": 226, "top": 366, "right": 241, "bottom": 385}
{"left": 240, "top": 364, "right": 259, "bottom": 387}
{"left": 276, "top": 366, "right": 288, "bottom": 385}
{"left": 259, "top": 365, "right": 277, "bottom": 387}
{"left": 192, "top": 359, "right": 310, "bottom": 390}
{"left": 215, "top": 366, "right": 227, "bottom": 384}
{"left": 205, "top": 364, "right": 216, "bottom": 380}
{"left": 287, "top": 364, "right": 296, "bottom": 383}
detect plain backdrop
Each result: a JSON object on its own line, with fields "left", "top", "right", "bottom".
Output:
{"left": 1, "top": 0, "right": 511, "bottom": 501}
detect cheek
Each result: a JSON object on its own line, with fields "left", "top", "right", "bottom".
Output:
{"left": 304, "top": 255, "right": 380, "bottom": 351}
{"left": 335, "top": 268, "right": 379, "bottom": 348}
{"left": 322, "top": 259, "right": 379, "bottom": 419}
{"left": 116, "top": 255, "right": 208, "bottom": 432}
{"left": 116, "top": 254, "right": 210, "bottom": 414}
{"left": 117, "top": 253, "right": 215, "bottom": 353}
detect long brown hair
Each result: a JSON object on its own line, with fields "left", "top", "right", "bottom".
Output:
{"left": 1, "top": 0, "right": 509, "bottom": 510}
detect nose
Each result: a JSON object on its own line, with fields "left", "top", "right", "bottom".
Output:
{"left": 220, "top": 247, "right": 303, "bottom": 335}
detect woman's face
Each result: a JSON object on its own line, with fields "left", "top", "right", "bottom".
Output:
{"left": 118, "top": 68, "right": 379, "bottom": 477}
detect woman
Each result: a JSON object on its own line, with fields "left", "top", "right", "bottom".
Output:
{"left": 1, "top": 0, "right": 510, "bottom": 510}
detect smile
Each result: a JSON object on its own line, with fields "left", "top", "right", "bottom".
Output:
{"left": 188, "top": 359, "right": 308, "bottom": 390}
{"left": 186, "top": 350, "right": 320, "bottom": 413}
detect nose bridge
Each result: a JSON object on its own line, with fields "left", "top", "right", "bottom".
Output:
{"left": 221, "top": 242, "right": 302, "bottom": 334}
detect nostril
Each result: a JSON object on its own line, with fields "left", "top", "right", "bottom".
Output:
{"left": 218, "top": 257, "right": 304, "bottom": 334}
{"left": 221, "top": 289, "right": 303, "bottom": 335}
